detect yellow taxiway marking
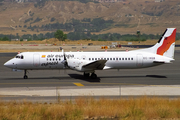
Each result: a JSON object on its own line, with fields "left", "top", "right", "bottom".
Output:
{"left": 74, "top": 83, "right": 84, "bottom": 86}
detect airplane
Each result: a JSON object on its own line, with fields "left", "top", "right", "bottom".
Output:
{"left": 4, "top": 28, "right": 176, "bottom": 79}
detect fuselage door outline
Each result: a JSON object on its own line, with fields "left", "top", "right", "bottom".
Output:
{"left": 33, "top": 54, "right": 40, "bottom": 67}
{"left": 136, "top": 54, "right": 143, "bottom": 67}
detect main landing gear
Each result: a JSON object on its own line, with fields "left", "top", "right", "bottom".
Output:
{"left": 84, "top": 72, "right": 90, "bottom": 78}
{"left": 24, "top": 70, "right": 28, "bottom": 79}
{"left": 91, "top": 73, "right": 97, "bottom": 79}
{"left": 83, "top": 72, "right": 97, "bottom": 79}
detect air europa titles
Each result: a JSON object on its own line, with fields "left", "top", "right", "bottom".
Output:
{"left": 41, "top": 61, "right": 58, "bottom": 66}
{"left": 41, "top": 54, "right": 74, "bottom": 67}
{"left": 47, "top": 54, "right": 74, "bottom": 58}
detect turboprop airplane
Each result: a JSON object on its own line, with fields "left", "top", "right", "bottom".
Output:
{"left": 4, "top": 28, "right": 176, "bottom": 79}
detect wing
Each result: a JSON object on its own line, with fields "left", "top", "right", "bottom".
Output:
{"left": 82, "top": 60, "right": 107, "bottom": 70}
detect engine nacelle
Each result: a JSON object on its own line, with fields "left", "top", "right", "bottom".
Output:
{"left": 67, "top": 58, "right": 87, "bottom": 71}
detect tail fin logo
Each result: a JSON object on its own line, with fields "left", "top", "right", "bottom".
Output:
{"left": 157, "top": 29, "right": 176, "bottom": 56}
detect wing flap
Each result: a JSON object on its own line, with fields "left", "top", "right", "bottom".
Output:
{"left": 82, "top": 60, "right": 107, "bottom": 70}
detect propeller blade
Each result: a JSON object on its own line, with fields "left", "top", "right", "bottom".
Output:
{"left": 61, "top": 49, "right": 68, "bottom": 68}
{"left": 62, "top": 49, "right": 66, "bottom": 61}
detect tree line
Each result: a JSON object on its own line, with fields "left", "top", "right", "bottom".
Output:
{"left": 1, "top": 31, "right": 180, "bottom": 41}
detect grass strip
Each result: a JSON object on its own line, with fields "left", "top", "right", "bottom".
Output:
{"left": 0, "top": 97, "right": 180, "bottom": 120}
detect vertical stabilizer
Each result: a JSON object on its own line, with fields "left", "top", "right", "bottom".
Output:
{"left": 138, "top": 28, "right": 176, "bottom": 59}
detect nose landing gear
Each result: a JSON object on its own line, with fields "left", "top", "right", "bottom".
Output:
{"left": 24, "top": 70, "right": 28, "bottom": 79}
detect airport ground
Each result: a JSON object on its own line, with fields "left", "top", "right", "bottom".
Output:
{"left": 0, "top": 49, "right": 180, "bottom": 102}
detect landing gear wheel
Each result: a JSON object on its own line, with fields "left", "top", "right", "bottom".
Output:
{"left": 91, "top": 73, "right": 97, "bottom": 79}
{"left": 84, "top": 72, "right": 90, "bottom": 78}
{"left": 23, "top": 70, "right": 28, "bottom": 79}
{"left": 24, "top": 75, "right": 28, "bottom": 79}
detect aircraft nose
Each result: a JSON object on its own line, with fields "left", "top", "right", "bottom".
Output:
{"left": 4, "top": 60, "right": 14, "bottom": 68}
{"left": 4, "top": 61, "right": 10, "bottom": 67}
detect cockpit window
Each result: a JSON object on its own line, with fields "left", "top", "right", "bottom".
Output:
{"left": 15, "top": 55, "right": 24, "bottom": 59}
{"left": 16, "top": 55, "right": 20, "bottom": 58}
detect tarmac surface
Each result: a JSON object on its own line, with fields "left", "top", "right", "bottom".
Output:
{"left": 0, "top": 51, "right": 180, "bottom": 102}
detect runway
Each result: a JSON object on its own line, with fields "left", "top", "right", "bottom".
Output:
{"left": 1, "top": 51, "right": 180, "bottom": 101}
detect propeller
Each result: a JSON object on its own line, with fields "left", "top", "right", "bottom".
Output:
{"left": 61, "top": 49, "right": 68, "bottom": 68}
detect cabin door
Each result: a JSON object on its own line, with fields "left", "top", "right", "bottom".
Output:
{"left": 33, "top": 54, "right": 40, "bottom": 67}
{"left": 136, "top": 54, "right": 143, "bottom": 67}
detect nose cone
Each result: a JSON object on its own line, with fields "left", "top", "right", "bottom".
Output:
{"left": 4, "top": 60, "right": 14, "bottom": 68}
{"left": 4, "top": 61, "right": 10, "bottom": 67}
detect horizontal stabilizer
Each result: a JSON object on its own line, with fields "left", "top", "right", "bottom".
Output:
{"left": 153, "top": 60, "right": 172, "bottom": 63}
{"left": 153, "top": 61, "right": 165, "bottom": 64}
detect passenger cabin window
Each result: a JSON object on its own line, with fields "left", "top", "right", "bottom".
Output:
{"left": 92, "top": 58, "right": 94, "bottom": 60}
{"left": 107, "top": 58, "right": 109, "bottom": 60}
{"left": 110, "top": 58, "right": 112, "bottom": 60}
{"left": 122, "top": 58, "right": 124, "bottom": 60}
{"left": 131, "top": 58, "right": 133, "bottom": 60}
{"left": 119, "top": 58, "right": 121, "bottom": 60}
{"left": 89, "top": 58, "right": 91, "bottom": 60}
{"left": 128, "top": 58, "right": 130, "bottom": 60}
{"left": 125, "top": 58, "right": 127, "bottom": 60}
{"left": 113, "top": 58, "right": 115, "bottom": 60}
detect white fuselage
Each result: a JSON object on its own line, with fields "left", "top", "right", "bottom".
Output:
{"left": 4, "top": 51, "right": 173, "bottom": 72}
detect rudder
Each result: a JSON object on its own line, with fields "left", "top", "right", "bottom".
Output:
{"left": 156, "top": 28, "right": 176, "bottom": 58}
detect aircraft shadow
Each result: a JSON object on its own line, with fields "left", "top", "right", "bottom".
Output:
{"left": 100, "top": 75, "right": 167, "bottom": 79}
{"left": 2, "top": 75, "right": 101, "bottom": 82}
{"left": 146, "top": 75, "right": 167, "bottom": 78}
{"left": 2, "top": 74, "right": 166, "bottom": 81}
{"left": 100, "top": 76, "right": 145, "bottom": 78}
{"left": 68, "top": 74, "right": 101, "bottom": 82}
